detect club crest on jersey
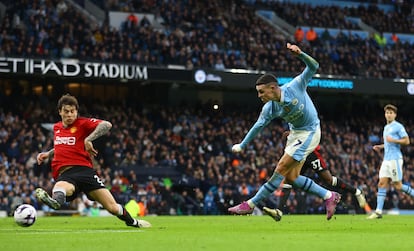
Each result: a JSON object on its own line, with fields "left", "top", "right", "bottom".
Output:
{"left": 70, "top": 127, "right": 77, "bottom": 133}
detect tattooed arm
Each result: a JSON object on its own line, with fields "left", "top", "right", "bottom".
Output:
{"left": 37, "top": 148, "right": 55, "bottom": 165}
{"left": 84, "top": 121, "right": 112, "bottom": 157}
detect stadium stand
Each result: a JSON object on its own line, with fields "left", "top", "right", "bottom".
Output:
{"left": 1, "top": 0, "right": 414, "bottom": 78}
{"left": 1, "top": 95, "right": 413, "bottom": 216}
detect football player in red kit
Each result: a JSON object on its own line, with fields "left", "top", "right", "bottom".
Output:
{"left": 35, "top": 94, "right": 150, "bottom": 228}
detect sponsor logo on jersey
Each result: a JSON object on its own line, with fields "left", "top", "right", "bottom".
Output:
{"left": 55, "top": 136, "right": 76, "bottom": 145}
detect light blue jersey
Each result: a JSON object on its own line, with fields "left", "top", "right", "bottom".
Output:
{"left": 383, "top": 120, "right": 408, "bottom": 160}
{"left": 240, "top": 52, "right": 319, "bottom": 149}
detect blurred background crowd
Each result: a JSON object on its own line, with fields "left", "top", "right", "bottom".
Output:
{"left": 1, "top": 0, "right": 414, "bottom": 217}
{"left": 1, "top": 96, "right": 413, "bottom": 216}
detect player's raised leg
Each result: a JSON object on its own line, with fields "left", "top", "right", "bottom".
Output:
{"left": 35, "top": 188, "right": 61, "bottom": 210}
{"left": 292, "top": 175, "right": 341, "bottom": 220}
{"left": 88, "top": 188, "right": 151, "bottom": 228}
{"left": 36, "top": 181, "right": 75, "bottom": 210}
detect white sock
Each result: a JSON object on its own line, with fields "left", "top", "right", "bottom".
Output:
{"left": 247, "top": 200, "right": 255, "bottom": 208}
{"left": 324, "top": 191, "right": 333, "bottom": 200}
{"left": 52, "top": 187, "right": 66, "bottom": 196}
{"left": 117, "top": 204, "right": 123, "bottom": 215}
{"left": 331, "top": 176, "right": 337, "bottom": 186}
{"left": 282, "top": 183, "right": 293, "bottom": 189}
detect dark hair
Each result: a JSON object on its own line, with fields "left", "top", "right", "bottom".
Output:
{"left": 256, "top": 74, "right": 278, "bottom": 86}
{"left": 384, "top": 104, "right": 398, "bottom": 113}
{"left": 384, "top": 104, "right": 397, "bottom": 113}
{"left": 57, "top": 94, "right": 79, "bottom": 111}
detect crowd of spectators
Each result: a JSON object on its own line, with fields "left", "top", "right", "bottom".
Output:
{"left": 251, "top": 0, "right": 414, "bottom": 33}
{"left": 1, "top": 0, "right": 414, "bottom": 79}
{"left": 1, "top": 94, "right": 413, "bottom": 217}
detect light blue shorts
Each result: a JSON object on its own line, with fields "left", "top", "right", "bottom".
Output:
{"left": 379, "top": 159, "right": 403, "bottom": 182}
{"left": 285, "top": 126, "right": 321, "bottom": 162}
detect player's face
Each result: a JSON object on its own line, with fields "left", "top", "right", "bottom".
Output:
{"left": 59, "top": 105, "right": 78, "bottom": 127}
{"left": 384, "top": 109, "right": 396, "bottom": 124}
{"left": 256, "top": 84, "right": 277, "bottom": 103}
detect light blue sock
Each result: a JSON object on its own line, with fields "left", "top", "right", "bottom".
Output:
{"left": 250, "top": 172, "right": 284, "bottom": 206}
{"left": 401, "top": 184, "right": 414, "bottom": 197}
{"left": 376, "top": 188, "right": 387, "bottom": 212}
{"left": 292, "top": 175, "right": 329, "bottom": 199}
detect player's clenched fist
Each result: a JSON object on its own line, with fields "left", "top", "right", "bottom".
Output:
{"left": 287, "top": 43, "right": 302, "bottom": 55}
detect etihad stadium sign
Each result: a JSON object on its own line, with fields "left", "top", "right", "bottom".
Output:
{"left": 0, "top": 57, "right": 148, "bottom": 80}
{"left": 0, "top": 57, "right": 412, "bottom": 96}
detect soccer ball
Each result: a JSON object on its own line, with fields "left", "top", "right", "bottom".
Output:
{"left": 14, "top": 204, "right": 37, "bottom": 227}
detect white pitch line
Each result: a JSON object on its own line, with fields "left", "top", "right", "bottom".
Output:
{"left": 0, "top": 229, "right": 144, "bottom": 234}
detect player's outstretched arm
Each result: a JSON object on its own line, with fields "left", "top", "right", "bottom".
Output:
{"left": 37, "top": 149, "right": 54, "bottom": 165}
{"left": 372, "top": 144, "right": 384, "bottom": 152}
{"left": 287, "top": 43, "right": 319, "bottom": 72}
{"left": 234, "top": 103, "right": 273, "bottom": 152}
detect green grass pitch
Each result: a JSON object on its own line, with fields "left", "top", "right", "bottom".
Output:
{"left": 1, "top": 214, "right": 414, "bottom": 251}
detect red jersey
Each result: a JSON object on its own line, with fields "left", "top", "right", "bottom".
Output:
{"left": 51, "top": 117, "right": 102, "bottom": 179}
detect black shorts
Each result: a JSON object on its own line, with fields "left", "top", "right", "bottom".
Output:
{"left": 56, "top": 166, "right": 106, "bottom": 202}
{"left": 301, "top": 149, "right": 327, "bottom": 175}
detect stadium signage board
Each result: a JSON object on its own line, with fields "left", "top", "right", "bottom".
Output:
{"left": 194, "top": 69, "right": 222, "bottom": 84}
{"left": 0, "top": 57, "right": 412, "bottom": 96}
{"left": 277, "top": 77, "right": 354, "bottom": 90}
{"left": 0, "top": 57, "right": 148, "bottom": 80}
{"left": 193, "top": 69, "right": 355, "bottom": 91}
{"left": 192, "top": 68, "right": 412, "bottom": 96}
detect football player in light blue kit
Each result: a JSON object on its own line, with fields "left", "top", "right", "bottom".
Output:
{"left": 368, "top": 104, "right": 411, "bottom": 219}
{"left": 228, "top": 43, "right": 341, "bottom": 220}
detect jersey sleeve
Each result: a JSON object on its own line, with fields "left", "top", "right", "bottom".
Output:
{"left": 294, "top": 52, "right": 319, "bottom": 89}
{"left": 82, "top": 117, "right": 104, "bottom": 135}
{"left": 397, "top": 123, "right": 408, "bottom": 138}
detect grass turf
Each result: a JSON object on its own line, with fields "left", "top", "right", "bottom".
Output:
{"left": 1, "top": 214, "right": 413, "bottom": 251}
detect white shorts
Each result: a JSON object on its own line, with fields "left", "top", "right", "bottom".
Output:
{"left": 379, "top": 159, "right": 403, "bottom": 182}
{"left": 285, "top": 126, "right": 321, "bottom": 162}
